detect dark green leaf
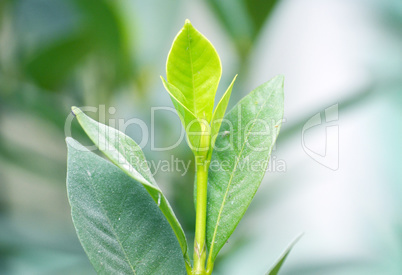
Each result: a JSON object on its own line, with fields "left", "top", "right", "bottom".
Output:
{"left": 206, "top": 0, "right": 278, "bottom": 58}
{"left": 25, "top": 0, "right": 133, "bottom": 91}
{"left": 206, "top": 75, "right": 284, "bottom": 263}
{"left": 71, "top": 107, "right": 191, "bottom": 269}
{"left": 66, "top": 138, "right": 186, "bottom": 274}
{"left": 73, "top": 0, "right": 133, "bottom": 85}
{"left": 25, "top": 33, "right": 91, "bottom": 90}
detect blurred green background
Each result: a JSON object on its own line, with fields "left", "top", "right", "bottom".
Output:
{"left": 1, "top": 0, "right": 402, "bottom": 274}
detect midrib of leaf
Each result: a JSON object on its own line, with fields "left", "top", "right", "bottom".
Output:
{"left": 85, "top": 172, "right": 137, "bottom": 274}
{"left": 208, "top": 89, "right": 272, "bottom": 261}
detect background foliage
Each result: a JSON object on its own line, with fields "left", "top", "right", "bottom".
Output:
{"left": 1, "top": 0, "right": 402, "bottom": 274}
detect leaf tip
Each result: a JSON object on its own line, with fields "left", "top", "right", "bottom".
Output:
{"left": 266, "top": 233, "right": 302, "bottom": 275}
{"left": 71, "top": 106, "right": 81, "bottom": 116}
{"left": 160, "top": 76, "right": 169, "bottom": 89}
{"left": 233, "top": 74, "right": 238, "bottom": 82}
{"left": 65, "top": 137, "right": 80, "bottom": 151}
{"left": 275, "top": 75, "right": 285, "bottom": 87}
{"left": 183, "top": 19, "right": 196, "bottom": 33}
{"left": 275, "top": 74, "right": 285, "bottom": 82}
{"left": 65, "top": 136, "right": 74, "bottom": 145}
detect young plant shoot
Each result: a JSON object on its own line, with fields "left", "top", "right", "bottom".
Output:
{"left": 66, "top": 20, "right": 297, "bottom": 275}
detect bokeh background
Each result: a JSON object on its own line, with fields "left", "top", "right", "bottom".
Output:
{"left": 1, "top": 0, "right": 402, "bottom": 274}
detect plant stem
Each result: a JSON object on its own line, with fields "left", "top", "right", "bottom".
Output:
{"left": 192, "top": 120, "right": 211, "bottom": 275}
{"left": 193, "top": 158, "right": 208, "bottom": 274}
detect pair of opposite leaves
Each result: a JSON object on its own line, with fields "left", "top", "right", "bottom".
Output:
{"left": 67, "top": 20, "right": 286, "bottom": 274}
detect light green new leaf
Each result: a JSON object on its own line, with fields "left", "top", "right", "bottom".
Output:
{"left": 208, "top": 75, "right": 237, "bottom": 159}
{"left": 266, "top": 235, "right": 302, "bottom": 275}
{"left": 206, "top": 75, "right": 284, "bottom": 263}
{"left": 166, "top": 19, "right": 222, "bottom": 122}
{"left": 161, "top": 77, "right": 202, "bottom": 152}
{"left": 66, "top": 138, "right": 186, "bottom": 274}
{"left": 71, "top": 107, "right": 190, "bottom": 269}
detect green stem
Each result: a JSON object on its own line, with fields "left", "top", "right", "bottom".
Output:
{"left": 193, "top": 158, "right": 208, "bottom": 274}
{"left": 192, "top": 121, "right": 210, "bottom": 275}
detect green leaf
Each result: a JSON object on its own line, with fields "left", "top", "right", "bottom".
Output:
{"left": 66, "top": 137, "right": 186, "bottom": 274}
{"left": 206, "top": 75, "right": 284, "bottom": 263}
{"left": 73, "top": 0, "right": 133, "bottom": 85}
{"left": 71, "top": 107, "right": 191, "bottom": 269}
{"left": 208, "top": 75, "right": 237, "bottom": 159}
{"left": 206, "top": 0, "right": 278, "bottom": 58}
{"left": 266, "top": 235, "right": 302, "bottom": 275}
{"left": 25, "top": 33, "right": 92, "bottom": 91}
{"left": 244, "top": 0, "right": 278, "bottom": 37}
{"left": 25, "top": 0, "right": 134, "bottom": 92}
{"left": 166, "top": 19, "right": 222, "bottom": 122}
{"left": 161, "top": 77, "right": 202, "bottom": 152}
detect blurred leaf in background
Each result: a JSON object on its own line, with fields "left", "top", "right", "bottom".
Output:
{"left": 206, "top": 0, "right": 278, "bottom": 64}
{"left": 24, "top": 0, "right": 134, "bottom": 106}
{"left": 0, "top": 0, "right": 138, "bottom": 274}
